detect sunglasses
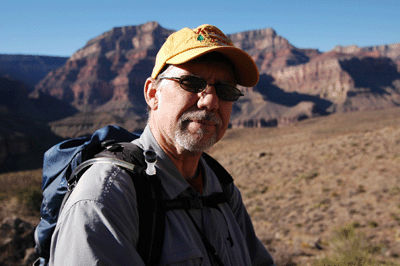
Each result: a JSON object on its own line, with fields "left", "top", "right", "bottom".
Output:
{"left": 159, "top": 75, "right": 243, "bottom": 102}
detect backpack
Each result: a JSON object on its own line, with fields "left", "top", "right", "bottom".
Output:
{"left": 34, "top": 125, "right": 234, "bottom": 266}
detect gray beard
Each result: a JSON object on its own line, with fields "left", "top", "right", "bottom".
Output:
{"left": 175, "top": 110, "right": 222, "bottom": 153}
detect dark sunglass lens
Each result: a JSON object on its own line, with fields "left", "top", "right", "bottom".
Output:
{"left": 216, "top": 85, "right": 242, "bottom": 102}
{"left": 180, "top": 76, "right": 206, "bottom": 93}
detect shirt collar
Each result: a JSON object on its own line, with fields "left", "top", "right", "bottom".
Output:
{"left": 133, "top": 125, "right": 223, "bottom": 199}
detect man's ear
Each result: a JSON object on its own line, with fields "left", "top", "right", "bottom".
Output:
{"left": 144, "top": 78, "right": 159, "bottom": 111}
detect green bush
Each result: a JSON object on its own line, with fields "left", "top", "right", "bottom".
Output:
{"left": 313, "top": 225, "right": 398, "bottom": 266}
{"left": 16, "top": 186, "right": 42, "bottom": 212}
{"left": 0, "top": 192, "right": 7, "bottom": 202}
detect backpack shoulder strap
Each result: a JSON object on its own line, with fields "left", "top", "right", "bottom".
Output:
{"left": 202, "top": 152, "right": 234, "bottom": 200}
{"left": 97, "top": 142, "right": 165, "bottom": 266}
{"left": 202, "top": 152, "right": 233, "bottom": 186}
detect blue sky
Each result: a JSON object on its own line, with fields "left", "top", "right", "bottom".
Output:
{"left": 1, "top": 0, "right": 399, "bottom": 57}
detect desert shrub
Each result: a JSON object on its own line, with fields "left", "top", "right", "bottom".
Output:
{"left": 16, "top": 186, "right": 42, "bottom": 212}
{"left": 368, "top": 220, "right": 379, "bottom": 228}
{"left": 298, "top": 171, "right": 319, "bottom": 181}
{"left": 0, "top": 191, "right": 7, "bottom": 202}
{"left": 313, "top": 225, "right": 379, "bottom": 266}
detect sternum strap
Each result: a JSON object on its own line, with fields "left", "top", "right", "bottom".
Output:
{"left": 156, "top": 193, "right": 228, "bottom": 212}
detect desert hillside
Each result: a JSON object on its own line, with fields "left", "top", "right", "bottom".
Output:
{"left": 209, "top": 106, "right": 400, "bottom": 265}
{"left": 1, "top": 107, "right": 400, "bottom": 265}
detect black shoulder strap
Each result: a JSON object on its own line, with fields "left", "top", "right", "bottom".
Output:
{"left": 202, "top": 152, "right": 234, "bottom": 202}
{"left": 202, "top": 152, "right": 233, "bottom": 186}
{"left": 97, "top": 142, "right": 165, "bottom": 266}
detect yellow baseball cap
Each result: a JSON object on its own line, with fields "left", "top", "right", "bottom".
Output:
{"left": 151, "top": 24, "right": 259, "bottom": 87}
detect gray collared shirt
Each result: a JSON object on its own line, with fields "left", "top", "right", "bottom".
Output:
{"left": 50, "top": 126, "right": 274, "bottom": 266}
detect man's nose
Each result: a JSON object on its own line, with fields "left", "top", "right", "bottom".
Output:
{"left": 197, "top": 85, "right": 219, "bottom": 111}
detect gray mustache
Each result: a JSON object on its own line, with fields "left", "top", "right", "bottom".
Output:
{"left": 179, "top": 111, "right": 222, "bottom": 127}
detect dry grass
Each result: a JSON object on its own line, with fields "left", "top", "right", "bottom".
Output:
{"left": 2, "top": 107, "right": 400, "bottom": 265}
{"left": 0, "top": 169, "right": 42, "bottom": 224}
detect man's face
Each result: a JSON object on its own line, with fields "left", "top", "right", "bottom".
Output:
{"left": 149, "top": 59, "right": 236, "bottom": 154}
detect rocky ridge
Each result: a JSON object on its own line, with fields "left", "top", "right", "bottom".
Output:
{"left": 30, "top": 22, "right": 400, "bottom": 138}
{"left": 333, "top": 43, "right": 400, "bottom": 66}
{"left": 0, "top": 54, "right": 67, "bottom": 88}
{"left": 229, "top": 28, "right": 320, "bottom": 73}
{"left": 34, "top": 22, "right": 173, "bottom": 114}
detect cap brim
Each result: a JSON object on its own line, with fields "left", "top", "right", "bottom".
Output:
{"left": 165, "top": 46, "right": 259, "bottom": 87}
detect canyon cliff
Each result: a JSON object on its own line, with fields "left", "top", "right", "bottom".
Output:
{"left": 32, "top": 22, "right": 400, "bottom": 136}
{"left": 1, "top": 22, "right": 399, "bottom": 164}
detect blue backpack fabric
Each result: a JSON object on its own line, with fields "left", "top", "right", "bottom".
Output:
{"left": 34, "top": 125, "right": 139, "bottom": 263}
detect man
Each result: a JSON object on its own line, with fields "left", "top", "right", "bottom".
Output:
{"left": 50, "top": 24, "right": 274, "bottom": 265}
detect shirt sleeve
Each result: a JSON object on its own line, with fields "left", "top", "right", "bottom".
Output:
{"left": 49, "top": 163, "right": 146, "bottom": 266}
{"left": 229, "top": 184, "right": 275, "bottom": 266}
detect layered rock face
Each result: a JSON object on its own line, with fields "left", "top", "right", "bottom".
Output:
{"left": 30, "top": 22, "right": 400, "bottom": 136}
{"left": 268, "top": 52, "right": 400, "bottom": 112}
{"left": 333, "top": 43, "right": 400, "bottom": 67}
{"left": 33, "top": 22, "right": 173, "bottom": 135}
{"left": 229, "top": 28, "right": 320, "bottom": 73}
{"left": 34, "top": 22, "right": 173, "bottom": 114}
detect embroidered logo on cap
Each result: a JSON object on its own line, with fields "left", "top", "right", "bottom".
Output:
{"left": 194, "top": 25, "right": 233, "bottom": 47}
